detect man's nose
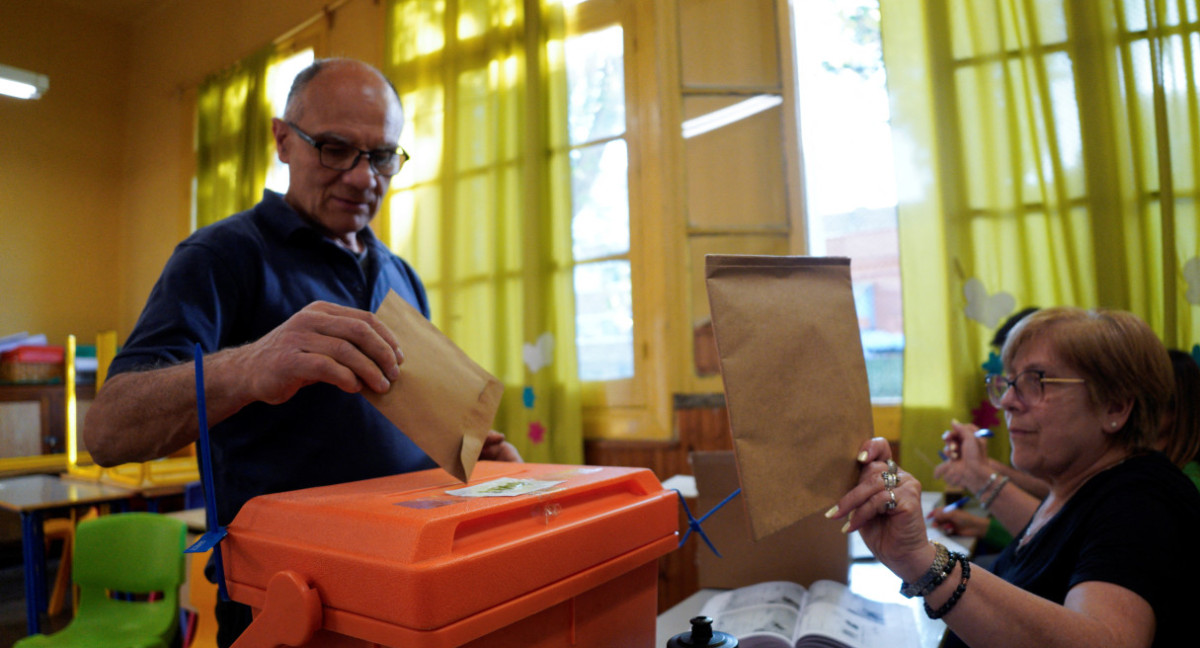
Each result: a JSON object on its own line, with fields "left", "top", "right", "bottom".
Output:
{"left": 341, "top": 155, "right": 378, "bottom": 189}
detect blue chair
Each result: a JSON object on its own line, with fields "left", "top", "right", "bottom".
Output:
{"left": 15, "top": 512, "right": 187, "bottom": 648}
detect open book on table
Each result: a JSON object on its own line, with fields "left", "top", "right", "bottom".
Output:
{"left": 699, "top": 579, "right": 920, "bottom": 648}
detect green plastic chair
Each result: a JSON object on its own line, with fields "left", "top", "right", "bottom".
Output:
{"left": 16, "top": 512, "right": 188, "bottom": 648}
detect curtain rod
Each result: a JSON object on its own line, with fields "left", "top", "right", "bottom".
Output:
{"left": 175, "top": 0, "right": 361, "bottom": 97}
{"left": 274, "top": 0, "right": 353, "bottom": 46}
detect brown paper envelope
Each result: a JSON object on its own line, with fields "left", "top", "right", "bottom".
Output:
{"left": 363, "top": 290, "right": 504, "bottom": 482}
{"left": 705, "top": 255, "right": 873, "bottom": 540}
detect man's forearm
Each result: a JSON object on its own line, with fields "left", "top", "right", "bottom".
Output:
{"left": 82, "top": 349, "right": 253, "bottom": 465}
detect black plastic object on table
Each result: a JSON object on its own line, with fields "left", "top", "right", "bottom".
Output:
{"left": 666, "top": 616, "right": 738, "bottom": 647}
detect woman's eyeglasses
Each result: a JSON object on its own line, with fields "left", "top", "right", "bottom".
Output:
{"left": 984, "top": 370, "right": 1085, "bottom": 407}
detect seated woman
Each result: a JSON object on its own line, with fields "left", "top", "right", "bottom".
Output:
{"left": 932, "top": 347, "right": 1200, "bottom": 547}
{"left": 826, "top": 307, "right": 1200, "bottom": 647}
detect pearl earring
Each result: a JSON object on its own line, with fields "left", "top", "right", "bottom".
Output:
{"left": 1110, "top": 421, "right": 1118, "bottom": 428}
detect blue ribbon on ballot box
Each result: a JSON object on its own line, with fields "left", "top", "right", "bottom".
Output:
{"left": 184, "top": 342, "right": 230, "bottom": 601}
{"left": 672, "top": 487, "right": 741, "bottom": 558}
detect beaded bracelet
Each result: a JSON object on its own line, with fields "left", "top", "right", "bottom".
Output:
{"left": 981, "top": 476, "right": 1011, "bottom": 509}
{"left": 900, "top": 542, "right": 953, "bottom": 598}
{"left": 925, "top": 554, "right": 971, "bottom": 619}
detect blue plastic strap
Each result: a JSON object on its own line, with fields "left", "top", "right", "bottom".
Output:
{"left": 184, "top": 342, "right": 229, "bottom": 601}
{"left": 673, "top": 487, "right": 741, "bottom": 558}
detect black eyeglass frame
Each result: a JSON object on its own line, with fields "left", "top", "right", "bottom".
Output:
{"left": 285, "top": 121, "right": 409, "bottom": 177}
{"left": 984, "top": 370, "right": 1086, "bottom": 408}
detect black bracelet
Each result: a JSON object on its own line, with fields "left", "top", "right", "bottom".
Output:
{"left": 900, "top": 542, "right": 952, "bottom": 598}
{"left": 924, "top": 554, "right": 971, "bottom": 619}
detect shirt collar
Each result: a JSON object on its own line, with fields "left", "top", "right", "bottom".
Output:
{"left": 258, "top": 189, "right": 380, "bottom": 253}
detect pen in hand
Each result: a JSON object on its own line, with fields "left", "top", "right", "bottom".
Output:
{"left": 939, "top": 427, "right": 994, "bottom": 460}
{"left": 926, "top": 495, "right": 971, "bottom": 520}
{"left": 941, "top": 497, "right": 970, "bottom": 513}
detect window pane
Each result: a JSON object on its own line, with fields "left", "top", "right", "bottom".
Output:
{"left": 570, "top": 139, "right": 630, "bottom": 261}
{"left": 565, "top": 25, "right": 626, "bottom": 145}
{"left": 264, "top": 49, "right": 315, "bottom": 194}
{"left": 574, "top": 260, "right": 634, "bottom": 381}
{"left": 795, "top": 0, "right": 903, "bottom": 401}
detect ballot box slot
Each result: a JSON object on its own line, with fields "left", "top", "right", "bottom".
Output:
{"left": 450, "top": 482, "right": 652, "bottom": 555}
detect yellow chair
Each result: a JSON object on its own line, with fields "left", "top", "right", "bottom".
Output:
{"left": 63, "top": 333, "right": 200, "bottom": 488}
{"left": 15, "top": 512, "right": 188, "bottom": 648}
{"left": 42, "top": 506, "right": 99, "bottom": 617}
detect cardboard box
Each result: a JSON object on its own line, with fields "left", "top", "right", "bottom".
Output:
{"left": 692, "top": 451, "right": 849, "bottom": 589}
{"left": 223, "top": 462, "right": 678, "bottom": 648}
{"left": 0, "top": 344, "right": 64, "bottom": 383}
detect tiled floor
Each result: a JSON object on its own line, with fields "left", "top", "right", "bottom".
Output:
{"left": 0, "top": 555, "right": 72, "bottom": 646}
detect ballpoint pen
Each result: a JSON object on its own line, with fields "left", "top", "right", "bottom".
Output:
{"left": 940, "top": 497, "right": 970, "bottom": 513}
{"left": 938, "top": 428, "right": 995, "bottom": 460}
{"left": 927, "top": 494, "right": 971, "bottom": 519}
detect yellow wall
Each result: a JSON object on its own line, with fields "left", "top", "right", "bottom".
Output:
{"left": 0, "top": 2, "right": 128, "bottom": 345}
{"left": 0, "top": 0, "right": 386, "bottom": 345}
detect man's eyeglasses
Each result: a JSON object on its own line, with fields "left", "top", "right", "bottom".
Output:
{"left": 984, "top": 370, "right": 1086, "bottom": 407}
{"left": 286, "top": 121, "right": 409, "bottom": 177}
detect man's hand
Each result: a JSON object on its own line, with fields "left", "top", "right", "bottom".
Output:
{"left": 234, "top": 301, "right": 403, "bottom": 405}
{"left": 481, "top": 431, "right": 522, "bottom": 462}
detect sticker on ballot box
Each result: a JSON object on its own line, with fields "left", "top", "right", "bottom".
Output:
{"left": 446, "top": 477, "right": 565, "bottom": 497}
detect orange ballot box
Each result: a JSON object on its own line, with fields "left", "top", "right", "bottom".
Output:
{"left": 223, "top": 461, "right": 678, "bottom": 648}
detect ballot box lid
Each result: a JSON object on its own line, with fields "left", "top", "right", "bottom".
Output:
{"left": 223, "top": 461, "right": 677, "bottom": 638}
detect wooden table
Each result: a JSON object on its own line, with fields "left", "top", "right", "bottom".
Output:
{"left": 657, "top": 492, "right": 978, "bottom": 648}
{"left": 0, "top": 474, "right": 136, "bottom": 635}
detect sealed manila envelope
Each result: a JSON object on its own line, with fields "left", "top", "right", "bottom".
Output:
{"left": 705, "top": 255, "right": 873, "bottom": 540}
{"left": 363, "top": 290, "right": 504, "bottom": 482}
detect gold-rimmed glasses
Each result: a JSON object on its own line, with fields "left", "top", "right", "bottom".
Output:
{"left": 984, "top": 370, "right": 1086, "bottom": 407}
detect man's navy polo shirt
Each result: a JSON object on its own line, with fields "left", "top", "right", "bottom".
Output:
{"left": 109, "top": 190, "right": 437, "bottom": 525}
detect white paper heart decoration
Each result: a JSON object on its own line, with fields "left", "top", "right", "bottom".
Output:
{"left": 963, "top": 278, "right": 1016, "bottom": 329}
{"left": 1184, "top": 256, "right": 1200, "bottom": 305}
{"left": 522, "top": 332, "right": 555, "bottom": 373}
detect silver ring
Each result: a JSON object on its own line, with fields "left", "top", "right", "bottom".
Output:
{"left": 885, "top": 489, "right": 897, "bottom": 511}
{"left": 886, "top": 459, "right": 899, "bottom": 474}
{"left": 881, "top": 470, "right": 900, "bottom": 489}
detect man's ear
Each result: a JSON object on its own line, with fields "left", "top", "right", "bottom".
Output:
{"left": 271, "top": 118, "right": 291, "bottom": 163}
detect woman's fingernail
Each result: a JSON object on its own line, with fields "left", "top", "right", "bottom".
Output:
{"left": 857, "top": 450, "right": 869, "bottom": 463}
{"left": 824, "top": 505, "right": 839, "bottom": 518}
{"left": 840, "top": 521, "right": 851, "bottom": 534}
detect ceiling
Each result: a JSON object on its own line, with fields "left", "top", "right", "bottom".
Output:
{"left": 53, "top": 0, "right": 172, "bottom": 25}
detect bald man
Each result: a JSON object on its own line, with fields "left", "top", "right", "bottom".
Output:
{"left": 84, "top": 59, "right": 517, "bottom": 645}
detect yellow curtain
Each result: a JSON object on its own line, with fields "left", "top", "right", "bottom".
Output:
{"left": 195, "top": 45, "right": 276, "bottom": 229}
{"left": 384, "top": 0, "right": 583, "bottom": 464}
{"left": 883, "top": 0, "right": 1200, "bottom": 485}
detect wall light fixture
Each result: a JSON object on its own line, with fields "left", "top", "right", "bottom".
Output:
{"left": 0, "top": 63, "right": 50, "bottom": 100}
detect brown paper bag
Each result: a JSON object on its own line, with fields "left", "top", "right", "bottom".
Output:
{"left": 363, "top": 290, "right": 504, "bottom": 482}
{"left": 704, "top": 255, "right": 873, "bottom": 540}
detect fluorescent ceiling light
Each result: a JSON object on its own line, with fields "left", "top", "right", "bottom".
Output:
{"left": 682, "top": 94, "right": 783, "bottom": 139}
{"left": 0, "top": 63, "right": 49, "bottom": 100}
